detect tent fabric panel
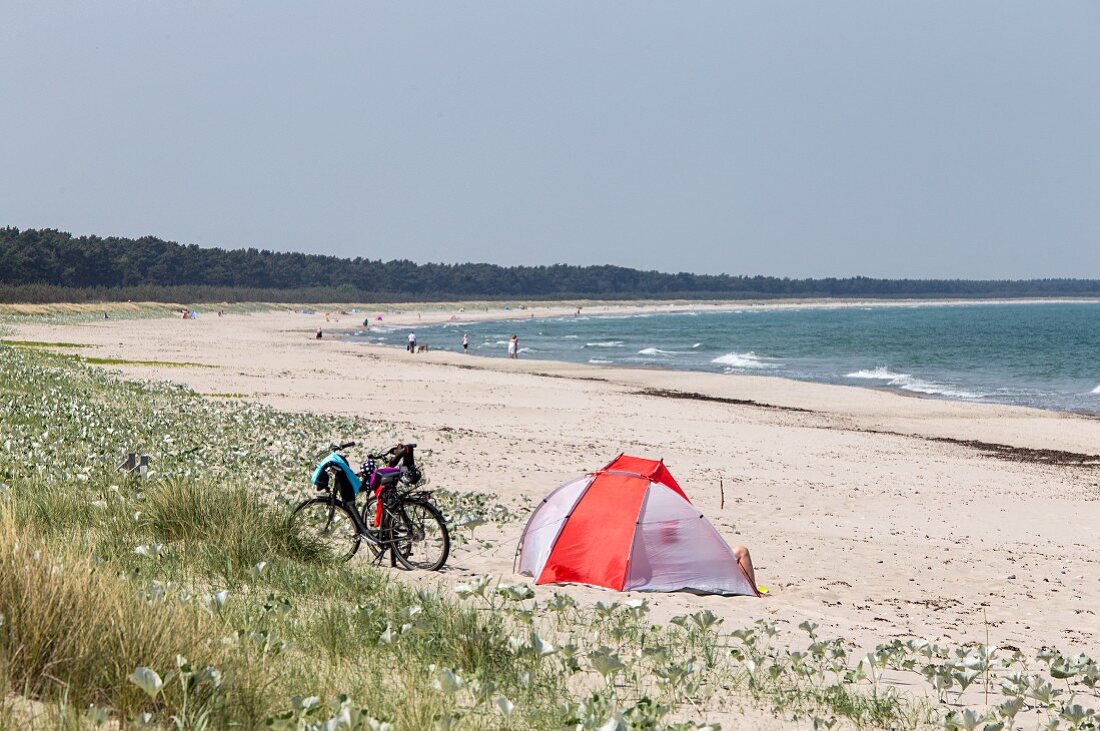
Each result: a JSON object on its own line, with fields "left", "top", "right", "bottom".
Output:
{"left": 602, "top": 454, "right": 688, "bottom": 502}
{"left": 516, "top": 475, "right": 594, "bottom": 578}
{"left": 537, "top": 472, "right": 649, "bottom": 590}
{"left": 624, "top": 483, "right": 756, "bottom": 596}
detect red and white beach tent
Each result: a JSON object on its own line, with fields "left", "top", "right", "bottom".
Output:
{"left": 516, "top": 455, "right": 759, "bottom": 596}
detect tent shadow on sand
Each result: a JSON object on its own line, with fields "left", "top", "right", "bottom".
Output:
{"left": 515, "top": 454, "right": 760, "bottom": 597}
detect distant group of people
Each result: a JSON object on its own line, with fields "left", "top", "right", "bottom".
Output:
{"left": 178, "top": 309, "right": 226, "bottom": 320}
{"left": 405, "top": 331, "right": 519, "bottom": 358}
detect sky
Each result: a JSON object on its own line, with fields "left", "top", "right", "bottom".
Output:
{"left": 2, "top": 2, "right": 1098, "bottom": 279}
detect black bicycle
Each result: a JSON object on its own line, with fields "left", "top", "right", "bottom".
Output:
{"left": 290, "top": 442, "right": 450, "bottom": 571}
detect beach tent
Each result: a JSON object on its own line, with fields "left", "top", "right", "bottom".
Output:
{"left": 516, "top": 455, "right": 758, "bottom": 596}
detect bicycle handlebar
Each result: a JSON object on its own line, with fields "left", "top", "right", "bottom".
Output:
{"left": 326, "top": 442, "right": 404, "bottom": 464}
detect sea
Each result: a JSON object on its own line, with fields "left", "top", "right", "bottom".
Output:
{"left": 348, "top": 302, "right": 1100, "bottom": 415}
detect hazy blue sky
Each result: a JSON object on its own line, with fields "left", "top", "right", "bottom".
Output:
{"left": 2, "top": 2, "right": 1098, "bottom": 278}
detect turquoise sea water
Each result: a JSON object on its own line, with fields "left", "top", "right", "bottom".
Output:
{"left": 350, "top": 302, "right": 1100, "bottom": 414}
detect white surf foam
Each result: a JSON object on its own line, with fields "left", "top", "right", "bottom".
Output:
{"left": 897, "top": 378, "right": 984, "bottom": 399}
{"left": 845, "top": 367, "right": 982, "bottom": 398}
{"left": 588, "top": 358, "right": 613, "bottom": 365}
{"left": 1092, "top": 384, "right": 1100, "bottom": 395}
{"left": 638, "top": 347, "right": 676, "bottom": 356}
{"left": 692, "top": 343, "right": 702, "bottom": 348}
{"left": 584, "top": 340, "right": 624, "bottom": 348}
{"left": 711, "top": 352, "right": 777, "bottom": 369}
{"left": 845, "top": 367, "right": 910, "bottom": 380}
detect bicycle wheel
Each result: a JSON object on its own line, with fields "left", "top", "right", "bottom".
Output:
{"left": 390, "top": 499, "right": 450, "bottom": 571}
{"left": 290, "top": 497, "right": 360, "bottom": 562}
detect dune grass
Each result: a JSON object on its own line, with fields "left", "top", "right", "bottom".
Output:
{"left": 0, "top": 511, "right": 229, "bottom": 722}
{"left": 0, "top": 474, "right": 568, "bottom": 729}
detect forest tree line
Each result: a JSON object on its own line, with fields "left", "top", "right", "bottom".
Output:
{"left": 3, "top": 226, "right": 1100, "bottom": 303}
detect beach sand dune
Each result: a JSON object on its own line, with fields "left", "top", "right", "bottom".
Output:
{"left": 14, "top": 309, "right": 1100, "bottom": 659}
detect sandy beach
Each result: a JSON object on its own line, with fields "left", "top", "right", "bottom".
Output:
{"left": 10, "top": 306, "right": 1100, "bottom": 662}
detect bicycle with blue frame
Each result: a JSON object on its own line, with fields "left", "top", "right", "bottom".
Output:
{"left": 290, "top": 441, "right": 450, "bottom": 570}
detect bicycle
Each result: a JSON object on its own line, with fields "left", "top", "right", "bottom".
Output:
{"left": 289, "top": 441, "right": 450, "bottom": 571}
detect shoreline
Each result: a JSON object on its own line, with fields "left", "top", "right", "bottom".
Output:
{"left": 334, "top": 335, "right": 1100, "bottom": 454}
{"left": 338, "top": 298, "right": 1100, "bottom": 420}
{"left": 343, "top": 333, "right": 1100, "bottom": 421}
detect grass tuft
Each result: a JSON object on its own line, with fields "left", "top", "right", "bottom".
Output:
{"left": 141, "top": 478, "right": 330, "bottom": 574}
{"left": 0, "top": 511, "right": 228, "bottom": 720}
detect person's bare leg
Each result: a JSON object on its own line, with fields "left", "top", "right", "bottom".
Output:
{"left": 733, "top": 545, "right": 758, "bottom": 588}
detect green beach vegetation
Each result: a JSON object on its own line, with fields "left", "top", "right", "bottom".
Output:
{"left": 0, "top": 340, "right": 93, "bottom": 349}
{"left": 1, "top": 344, "right": 1098, "bottom": 728}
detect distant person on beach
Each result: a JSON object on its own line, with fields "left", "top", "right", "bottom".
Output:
{"left": 508, "top": 335, "right": 518, "bottom": 359}
{"left": 408, "top": 332, "right": 417, "bottom": 353}
{"left": 462, "top": 333, "right": 469, "bottom": 354}
{"left": 316, "top": 328, "right": 323, "bottom": 339}
{"left": 104, "top": 311, "right": 109, "bottom": 320}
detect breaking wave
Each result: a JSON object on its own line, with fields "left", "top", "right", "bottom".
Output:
{"left": 711, "top": 352, "right": 777, "bottom": 369}
{"left": 1092, "top": 384, "right": 1100, "bottom": 394}
{"left": 845, "top": 367, "right": 909, "bottom": 380}
{"left": 584, "top": 341, "right": 624, "bottom": 348}
{"left": 897, "top": 379, "right": 984, "bottom": 399}
{"left": 638, "top": 347, "right": 676, "bottom": 356}
{"left": 846, "top": 367, "right": 983, "bottom": 399}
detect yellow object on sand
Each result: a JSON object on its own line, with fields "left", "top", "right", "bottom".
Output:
{"left": 757, "top": 586, "right": 770, "bottom": 595}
